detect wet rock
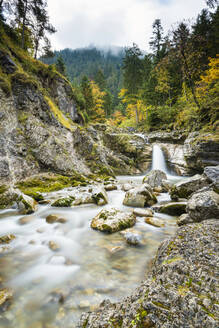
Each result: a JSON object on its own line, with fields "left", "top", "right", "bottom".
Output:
{"left": 18, "top": 193, "right": 38, "bottom": 214}
{"left": 48, "top": 241, "right": 60, "bottom": 251}
{"left": 51, "top": 197, "right": 74, "bottom": 207}
{"left": 78, "top": 219, "right": 219, "bottom": 328}
{"left": 123, "top": 184, "right": 157, "bottom": 208}
{"left": 133, "top": 208, "right": 154, "bottom": 217}
{"left": 18, "top": 215, "right": 36, "bottom": 225}
{"left": 170, "top": 174, "right": 209, "bottom": 200}
{"left": 0, "top": 288, "right": 13, "bottom": 310}
{"left": 184, "top": 133, "right": 219, "bottom": 172}
{"left": 145, "top": 217, "right": 165, "bottom": 228}
{"left": 0, "top": 234, "right": 15, "bottom": 244}
{"left": 204, "top": 165, "right": 219, "bottom": 192}
{"left": 79, "top": 300, "right": 90, "bottom": 309}
{"left": 158, "top": 201, "right": 187, "bottom": 216}
{"left": 177, "top": 213, "right": 193, "bottom": 226}
{"left": 104, "top": 245, "right": 125, "bottom": 255}
{"left": 46, "top": 214, "right": 67, "bottom": 224}
{"left": 104, "top": 184, "right": 117, "bottom": 191}
{"left": 91, "top": 208, "right": 136, "bottom": 233}
{"left": 186, "top": 189, "right": 219, "bottom": 222}
{"left": 143, "top": 169, "right": 167, "bottom": 188}
{"left": 92, "top": 187, "right": 108, "bottom": 205}
{"left": 124, "top": 232, "right": 142, "bottom": 246}
{"left": 122, "top": 183, "right": 133, "bottom": 192}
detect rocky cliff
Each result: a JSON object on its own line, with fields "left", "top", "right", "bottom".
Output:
{"left": 0, "top": 25, "right": 152, "bottom": 188}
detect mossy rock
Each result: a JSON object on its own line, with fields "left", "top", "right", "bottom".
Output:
{"left": 51, "top": 197, "right": 75, "bottom": 207}
{"left": 16, "top": 173, "right": 89, "bottom": 196}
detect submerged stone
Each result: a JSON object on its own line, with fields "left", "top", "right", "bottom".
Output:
{"left": 145, "top": 217, "right": 165, "bottom": 228}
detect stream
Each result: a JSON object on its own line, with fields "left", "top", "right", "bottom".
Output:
{"left": 0, "top": 145, "right": 186, "bottom": 328}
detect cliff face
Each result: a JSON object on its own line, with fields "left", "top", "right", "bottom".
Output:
{"left": 0, "top": 26, "right": 154, "bottom": 185}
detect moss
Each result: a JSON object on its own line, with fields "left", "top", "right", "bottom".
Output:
{"left": 45, "top": 96, "right": 74, "bottom": 131}
{"left": 16, "top": 173, "right": 89, "bottom": 195}
{"left": 0, "top": 185, "right": 7, "bottom": 194}
{"left": 18, "top": 112, "right": 29, "bottom": 123}
{"left": 152, "top": 301, "right": 170, "bottom": 310}
{"left": 23, "top": 191, "right": 44, "bottom": 201}
{"left": 51, "top": 197, "right": 75, "bottom": 207}
{"left": 162, "top": 256, "right": 183, "bottom": 265}
{"left": 101, "top": 224, "right": 113, "bottom": 233}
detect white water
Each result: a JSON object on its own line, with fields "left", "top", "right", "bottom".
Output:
{"left": 152, "top": 144, "right": 168, "bottom": 172}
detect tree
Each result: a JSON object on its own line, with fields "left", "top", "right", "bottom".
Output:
{"left": 173, "top": 22, "right": 200, "bottom": 109}
{"left": 149, "top": 19, "right": 165, "bottom": 62}
{"left": 80, "top": 75, "right": 94, "bottom": 116}
{"left": 206, "top": 0, "right": 219, "bottom": 8}
{"left": 55, "top": 55, "right": 66, "bottom": 76}
{"left": 94, "top": 68, "right": 106, "bottom": 91}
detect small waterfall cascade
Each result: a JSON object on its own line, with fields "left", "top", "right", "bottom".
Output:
{"left": 152, "top": 144, "right": 168, "bottom": 173}
{"left": 134, "top": 133, "right": 149, "bottom": 144}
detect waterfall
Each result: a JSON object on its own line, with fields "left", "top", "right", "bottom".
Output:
{"left": 152, "top": 145, "right": 168, "bottom": 173}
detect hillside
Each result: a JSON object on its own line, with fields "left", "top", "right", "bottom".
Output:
{"left": 41, "top": 47, "right": 124, "bottom": 101}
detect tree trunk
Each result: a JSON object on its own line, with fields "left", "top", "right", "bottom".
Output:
{"left": 21, "top": 0, "right": 28, "bottom": 49}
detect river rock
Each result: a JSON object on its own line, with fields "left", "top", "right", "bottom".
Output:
{"left": 186, "top": 189, "right": 219, "bottom": 222}
{"left": 78, "top": 219, "right": 219, "bottom": 328}
{"left": 48, "top": 241, "right": 60, "bottom": 251}
{"left": 17, "top": 193, "right": 38, "bottom": 214}
{"left": 133, "top": 208, "right": 154, "bottom": 217}
{"left": 0, "top": 234, "right": 15, "bottom": 244}
{"left": 158, "top": 202, "right": 187, "bottom": 216}
{"left": 145, "top": 217, "right": 165, "bottom": 227}
{"left": 124, "top": 232, "right": 142, "bottom": 246}
{"left": 177, "top": 213, "right": 194, "bottom": 226}
{"left": 143, "top": 169, "right": 167, "bottom": 188}
{"left": 123, "top": 184, "right": 157, "bottom": 208}
{"left": 46, "top": 214, "right": 67, "bottom": 224}
{"left": 51, "top": 197, "right": 74, "bottom": 207}
{"left": 91, "top": 208, "right": 136, "bottom": 233}
{"left": 104, "top": 184, "right": 117, "bottom": 191}
{"left": 122, "top": 183, "right": 133, "bottom": 192}
{"left": 0, "top": 288, "right": 13, "bottom": 310}
{"left": 204, "top": 165, "right": 219, "bottom": 192}
{"left": 92, "top": 187, "right": 108, "bottom": 205}
{"left": 170, "top": 174, "right": 209, "bottom": 200}
{"left": 18, "top": 215, "right": 36, "bottom": 225}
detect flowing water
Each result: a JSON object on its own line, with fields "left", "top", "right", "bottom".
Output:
{"left": 0, "top": 146, "right": 185, "bottom": 328}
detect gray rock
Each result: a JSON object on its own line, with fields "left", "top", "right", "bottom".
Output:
{"left": 123, "top": 184, "right": 157, "bottom": 208}
{"left": 170, "top": 174, "right": 209, "bottom": 200}
{"left": 204, "top": 165, "right": 219, "bottom": 192}
{"left": 133, "top": 208, "right": 154, "bottom": 217}
{"left": 143, "top": 169, "right": 167, "bottom": 188}
{"left": 91, "top": 208, "right": 136, "bottom": 233}
{"left": 78, "top": 220, "right": 219, "bottom": 328}
{"left": 186, "top": 189, "right": 219, "bottom": 222}
{"left": 124, "top": 232, "right": 142, "bottom": 246}
{"left": 177, "top": 213, "right": 193, "bottom": 226}
{"left": 157, "top": 201, "right": 187, "bottom": 216}
{"left": 145, "top": 216, "right": 165, "bottom": 227}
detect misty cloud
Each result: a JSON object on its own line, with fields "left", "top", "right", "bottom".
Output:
{"left": 48, "top": 0, "right": 207, "bottom": 51}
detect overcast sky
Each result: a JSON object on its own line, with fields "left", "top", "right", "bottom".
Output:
{"left": 47, "top": 0, "right": 207, "bottom": 51}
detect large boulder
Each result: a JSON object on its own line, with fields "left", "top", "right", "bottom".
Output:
{"left": 91, "top": 208, "right": 136, "bottom": 233}
{"left": 143, "top": 169, "right": 167, "bottom": 188}
{"left": 204, "top": 165, "right": 219, "bottom": 192}
{"left": 187, "top": 189, "right": 219, "bottom": 222}
{"left": 78, "top": 219, "right": 219, "bottom": 328}
{"left": 123, "top": 184, "right": 157, "bottom": 208}
{"left": 170, "top": 174, "right": 209, "bottom": 200}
